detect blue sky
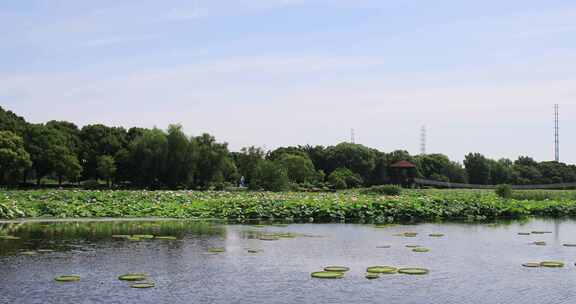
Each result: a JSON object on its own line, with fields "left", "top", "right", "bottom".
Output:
{"left": 2, "top": 0, "right": 576, "bottom": 163}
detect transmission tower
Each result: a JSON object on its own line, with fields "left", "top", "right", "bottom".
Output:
{"left": 420, "top": 125, "right": 426, "bottom": 155}
{"left": 351, "top": 128, "right": 355, "bottom": 144}
{"left": 554, "top": 104, "right": 559, "bottom": 162}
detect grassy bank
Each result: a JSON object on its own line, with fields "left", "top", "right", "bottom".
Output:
{"left": 2, "top": 189, "right": 576, "bottom": 222}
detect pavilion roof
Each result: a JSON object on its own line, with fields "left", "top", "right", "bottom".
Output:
{"left": 390, "top": 160, "right": 416, "bottom": 168}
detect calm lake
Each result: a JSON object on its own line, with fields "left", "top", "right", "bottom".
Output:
{"left": 1, "top": 218, "right": 576, "bottom": 304}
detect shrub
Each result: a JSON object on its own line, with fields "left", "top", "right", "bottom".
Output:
{"left": 327, "top": 167, "right": 363, "bottom": 189}
{"left": 495, "top": 184, "right": 512, "bottom": 198}
{"left": 81, "top": 179, "right": 104, "bottom": 190}
{"left": 248, "top": 161, "right": 289, "bottom": 192}
{"left": 362, "top": 185, "right": 402, "bottom": 196}
{"left": 329, "top": 175, "right": 348, "bottom": 189}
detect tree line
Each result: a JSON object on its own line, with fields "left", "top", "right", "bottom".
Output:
{"left": 1, "top": 106, "right": 575, "bottom": 190}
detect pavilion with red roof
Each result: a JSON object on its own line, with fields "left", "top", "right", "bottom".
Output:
{"left": 389, "top": 160, "right": 417, "bottom": 187}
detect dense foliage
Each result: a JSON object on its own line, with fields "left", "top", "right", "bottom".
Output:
{"left": 3, "top": 189, "right": 576, "bottom": 221}
{"left": 361, "top": 185, "right": 402, "bottom": 196}
{"left": 1, "top": 106, "right": 575, "bottom": 190}
{"left": 495, "top": 184, "right": 512, "bottom": 198}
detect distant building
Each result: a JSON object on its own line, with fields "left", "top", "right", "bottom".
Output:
{"left": 390, "top": 160, "right": 417, "bottom": 187}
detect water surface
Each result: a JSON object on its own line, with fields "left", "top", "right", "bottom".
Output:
{"left": 1, "top": 218, "right": 576, "bottom": 304}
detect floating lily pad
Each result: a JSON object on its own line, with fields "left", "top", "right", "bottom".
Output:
{"left": 131, "top": 282, "right": 155, "bottom": 289}
{"left": 376, "top": 245, "right": 392, "bottom": 249}
{"left": 366, "top": 266, "right": 397, "bottom": 274}
{"left": 207, "top": 248, "right": 225, "bottom": 253}
{"left": 533, "top": 241, "right": 546, "bottom": 246}
{"left": 540, "top": 261, "right": 564, "bottom": 268}
{"left": 0, "top": 235, "right": 21, "bottom": 240}
{"left": 133, "top": 235, "right": 154, "bottom": 239}
{"left": 412, "top": 247, "right": 430, "bottom": 253}
{"left": 563, "top": 243, "right": 576, "bottom": 247}
{"left": 522, "top": 263, "right": 540, "bottom": 268}
{"left": 398, "top": 268, "right": 429, "bottom": 275}
{"left": 324, "top": 266, "right": 350, "bottom": 272}
{"left": 112, "top": 235, "right": 131, "bottom": 239}
{"left": 272, "top": 224, "right": 289, "bottom": 227}
{"left": 247, "top": 249, "right": 261, "bottom": 253}
{"left": 531, "top": 231, "right": 552, "bottom": 234}
{"left": 55, "top": 275, "right": 81, "bottom": 282}
{"left": 251, "top": 225, "right": 266, "bottom": 228}
{"left": 365, "top": 273, "right": 380, "bottom": 279}
{"left": 429, "top": 234, "right": 444, "bottom": 237}
{"left": 118, "top": 273, "right": 148, "bottom": 281}
{"left": 311, "top": 271, "right": 344, "bottom": 279}
{"left": 21, "top": 251, "right": 37, "bottom": 255}
{"left": 517, "top": 232, "right": 530, "bottom": 235}
{"left": 258, "top": 235, "right": 279, "bottom": 241}
{"left": 155, "top": 236, "right": 177, "bottom": 240}
{"left": 405, "top": 245, "right": 420, "bottom": 248}
{"left": 277, "top": 233, "right": 297, "bottom": 238}
{"left": 374, "top": 224, "right": 393, "bottom": 228}
{"left": 403, "top": 232, "right": 418, "bottom": 237}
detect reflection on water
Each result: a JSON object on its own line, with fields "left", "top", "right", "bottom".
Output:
{"left": 1, "top": 218, "right": 576, "bottom": 304}
{"left": 0, "top": 220, "right": 224, "bottom": 256}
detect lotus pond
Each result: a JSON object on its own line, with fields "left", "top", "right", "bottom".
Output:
{"left": 3, "top": 218, "right": 576, "bottom": 303}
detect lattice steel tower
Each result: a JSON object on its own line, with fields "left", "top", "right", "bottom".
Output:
{"left": 420, "top": 125, "right": 426, "bottom": 155}
{"left": 554, "top": 104, "right": 559, "bottom": 162}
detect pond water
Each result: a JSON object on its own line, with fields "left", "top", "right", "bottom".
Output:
{"left": 1, "top": 218, "right": 576, "bottom": 304}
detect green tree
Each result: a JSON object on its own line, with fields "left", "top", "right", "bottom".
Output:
{"left": 0, "top": 106, "right": 28, "bottom": 136}
{"left": 416, "top": 154, "right": 452, "bottom": 181}
{"left": 46, "top": 121, "right": 82, "bottom": 186}
{"left": 369, "top": 153, "right": 391, "bottom": 185}
{"left": 267, "top": 146, "right": 308, "bottom": 161}
{"left": 277, "top": 153, "right": 317, "bottom": 184}
{"left": 538, "top": 161, "right": 576, "bottom": 184}
{"left": 386, "top": 150, "right": 414, "bottom": 165}
{"left": 327, "top": 167, "right": 363, "bottom": 189}
{"left": 512, "top": 156, "right": 542, "bottom": 185}
{"left": 80, "top": 124, "right": 127, "bottom": 180}
{"left": 0, "top": 131, "right": 32, "bottom": 185}
{"left": 25, "top": 124, "right": 71, "bottom": 185}
{"left": 301, "top": 145, "right": 329, "bottom": 174}
{"left": 113, "top": 148, "right": 132, "bottom": 184}
{"left": 97, "top": 155, "right": 117, "bottom": 188}
{"left": 129, "top": 128, "right": 168, "bottom": 188}
{"left": 489, "top": 159, "right": 513, "bottom": 185}
{"left": 46, "top": 120, "right": 81, "bottom": 155}
{"left": 163, "top": 125, "right": 193, "bottom": 188}
{"left": 325, "top": 143, "right": 376, "bottom": 182}
{"left": 230, "top": 146, "right": 265, "bottom": 184}
{"left": 221, "top": 157, "right": 240, "bottom": 185}
{"left": 464, "top": 153, "right": 491, "bottom": 184}
{"left": 444, "top": 161, "right": 467, "bottom": 183}
{"left": 53, "top": 149, "right": 82, "bottom": 186}
{"left": 249, "top": 160, "right": 289, "bottom": 191}
{"left": 193, "top": 133, "right": 229, "bottom": 188}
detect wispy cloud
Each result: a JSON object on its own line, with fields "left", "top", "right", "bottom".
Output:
{"left": 517, "top": 25, "right": 576, "bottom": 37}
{"left": 80, "top": 34, "right": 161, "bottom": 47}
